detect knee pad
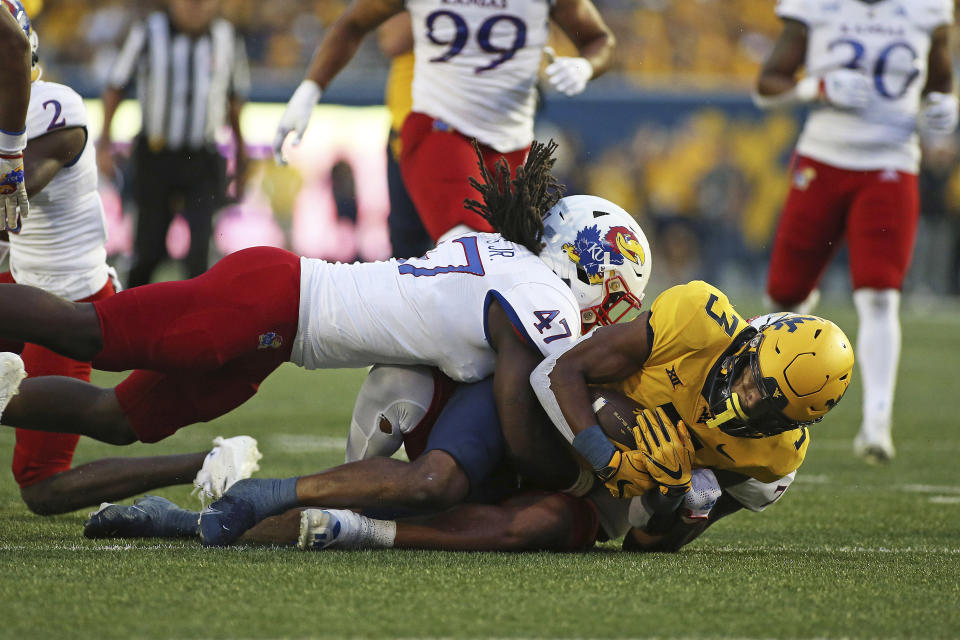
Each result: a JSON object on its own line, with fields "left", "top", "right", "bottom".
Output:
{"left": 345, "top": 365, "right": 437, "bottom": 462}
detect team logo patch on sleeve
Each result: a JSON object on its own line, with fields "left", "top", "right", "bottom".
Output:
{"left": 257, "top": 332, "right": 283, "bottom": 349}
{"left": 561, "top": 224, "right": 648, "bottom": 284}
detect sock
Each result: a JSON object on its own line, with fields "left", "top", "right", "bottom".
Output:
{"left": 336, "top": 511, "right": 395, "bottom": 549}
{"left": 226, "top": 477, "right": 300, "bottom": 522}
{"left": 853, "top": 288, "right": 901, "bottom": 438}
{"left": 134, "top": 496, "right": 199, "bottom": 538}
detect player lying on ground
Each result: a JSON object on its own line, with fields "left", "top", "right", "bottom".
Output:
{"left": 0, "top": 140, "right": 651, "bottom": 517}
{"left": 0, "top": 2, "right": 259, "bottom": 514}
{"left": 86, "top": 306, "right": 847, "bottom": 553}
{"left": 85, "top": 197, "right": 663, "bottom": 546}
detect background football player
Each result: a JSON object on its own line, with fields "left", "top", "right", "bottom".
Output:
{"left": 0, "top": 0, "right": 261, "bottom": 515}
{"left": 753, "top": 0, "right": 956, "bottom": 463}
{"left": 273, "top": 0, "right": 615, "bottom": 243}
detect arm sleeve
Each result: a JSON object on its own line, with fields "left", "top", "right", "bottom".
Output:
{"left": 529, "top": 329, "right": 599, "bottom": 443}
{"left": 107, "top": 21, "right": 147, "bottom": 90}
{"left": 724, "top": 471, "right": 795, "bottom": 512}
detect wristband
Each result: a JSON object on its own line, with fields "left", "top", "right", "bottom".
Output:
{"left": 572, "top": 424, "right": 617, "bottom": 471}
{"left": 0, "top": 127, "right": 27, "bottom": 155}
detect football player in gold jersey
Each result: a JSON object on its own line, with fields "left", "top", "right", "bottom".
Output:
{"left": 529, "top": 279, "right": 854, "bottom": 550}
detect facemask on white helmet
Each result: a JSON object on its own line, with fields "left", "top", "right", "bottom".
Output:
{"left": 539, "top": 195, "right": 652, "bottom": 331}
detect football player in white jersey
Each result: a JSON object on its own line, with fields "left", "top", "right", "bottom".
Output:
{"left": 0, "top": 2, "right": 262, "bottom": 516}
{"left": 0, "top": 0, "right": 31, "bottom": 229}
{"left": 272, "top": 0, "right": 614, "bottom": 243}
{"left": 0, "top": 140, "right": 651, "bottom": 541}
{"left": 753, "top": 0, "right": 955, "bottom": 463}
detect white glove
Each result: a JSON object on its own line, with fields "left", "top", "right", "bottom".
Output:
{"left": 919, "top": 92, "right": 959, "bottom": 137}
{"left": 820, "top": 68, "right": 872, "bottom": 109}
{"left": 0, "top": 152, "right": 28, "bottom": 231}
{"left": 544, "top": 47, "right": 593, "bottom": 97}
{"left": 272, "top": 79, "right": 323, "bottom": 165}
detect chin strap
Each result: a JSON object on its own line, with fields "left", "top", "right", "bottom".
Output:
{"left": 706, "top": 393, "right": 748, "bottom": 431}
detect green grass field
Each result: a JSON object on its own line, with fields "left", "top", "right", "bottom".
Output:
{"left": 1, "top": 295, "right": 958, "bottom": 639}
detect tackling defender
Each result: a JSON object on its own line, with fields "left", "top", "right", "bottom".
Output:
{"left": 753, "top": 0, "right": 956, "bottom": 463}
{"left": 0, "top": 141, "right": 653, "bottom": 528}
{"left": 273, "top": 0, "right": 615, "bottom": 242}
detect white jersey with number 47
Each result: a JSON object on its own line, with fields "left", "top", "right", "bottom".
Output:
{"left": 293, "top": 232, "right": 581, "bottom": 382}
{"left": 10, "top": 80, "right": 111, "bottom": 300}
{"left": 777, "top": 0, "right": 953, "bottom": 173}
{"left": 407, "top": 0, "right": 552, "bottom": 153}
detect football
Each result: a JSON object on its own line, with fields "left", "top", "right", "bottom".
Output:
{"left": 589, "top": 386, "right": 642, "bottom": 448}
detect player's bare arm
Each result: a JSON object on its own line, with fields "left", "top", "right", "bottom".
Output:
{"left": 756, "top": 18, "right": 807, "bottom": 98}
{"left": 22, "top": 126, "right": 86, "bottom": 195}
{"left": 923, "top": 25, "right": 953, "bottom": 95}
{"left": 274, "top": 0, "right": 404, "bottom": 162}
{"left": 549, "top": 0, "right": 616, "bottom": 78}
{"left": 304, "top": 0, "right": 404, "bottom": 89}
{"left": 0, "top": 5, "right": 30, "bottom": 134}
{"left": 95, "top": 86, "right": 122, "bottom": 177}
{"left": 376, "top": 11, "right": 412, "bottom": 59}
{"left": 546, "top": 312, "right": 652, "bottom": 438}
{"left": 486, "top": 299, "right": 580, "bottom": 490}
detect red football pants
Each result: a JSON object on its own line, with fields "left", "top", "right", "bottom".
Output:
{"left": 767, "top": 155, "right": 919, "bottom": 306}
{"left": 0, "top": 273, "right": 116, "bottom": 488}
{"left": 399, "top": 112, "right": 530, "bottom": 242}
{"left": 92, "top": 246, "right": 301, "bottom": 443}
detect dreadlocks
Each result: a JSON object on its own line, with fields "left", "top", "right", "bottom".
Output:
{"left": 463, "top": 138, "right": 565, "bottom": 255}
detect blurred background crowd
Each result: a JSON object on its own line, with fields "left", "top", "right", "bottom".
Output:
{"left": 21, "top": 0, "right": 960, "bottom": 299}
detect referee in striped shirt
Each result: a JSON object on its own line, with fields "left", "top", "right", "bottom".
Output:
{"left": 97, "top": 0, "right": 249, "bottom": 287}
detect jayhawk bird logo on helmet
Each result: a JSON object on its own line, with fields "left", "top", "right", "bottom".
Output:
{"left": 540, "top": 195, "right": 652, "bottom": 331}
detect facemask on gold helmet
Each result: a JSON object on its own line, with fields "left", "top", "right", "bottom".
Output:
{"left": 708, "top": 314, "right": 854, "bottom": 437}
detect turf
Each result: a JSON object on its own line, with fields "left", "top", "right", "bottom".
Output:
{"left": 1, "top": 297, "right": 958, "bottom": 639}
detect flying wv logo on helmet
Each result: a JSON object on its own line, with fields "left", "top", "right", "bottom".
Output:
{"left": 561, "top": 224, "right": 647, "bottom": 285}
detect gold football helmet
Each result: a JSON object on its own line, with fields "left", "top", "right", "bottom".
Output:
{"left": 708, "top": 314, "right": 854, "bottom": 437}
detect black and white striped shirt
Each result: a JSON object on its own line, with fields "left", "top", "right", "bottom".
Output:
{"left": 107, "top": 11, "right": 250, "bottom": 151}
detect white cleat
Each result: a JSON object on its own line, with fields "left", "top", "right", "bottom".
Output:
{"left": 853, "top": 429, "right": 895, "bottom": 465}
{"left": 0, "top": 352, "right": 27, "bottom": 421}
{"left": 193, "top": 435, "right": 263, "bottom": 506}
{"left": 297, "top": 508, "right": 362, "bottom": 550}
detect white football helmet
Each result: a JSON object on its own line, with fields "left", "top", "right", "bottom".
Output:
{"left": 1, "top": 0, "right": 40, "bottom": 82}
{"left": 539, "top": 195, "right": 652, "bottom": 331}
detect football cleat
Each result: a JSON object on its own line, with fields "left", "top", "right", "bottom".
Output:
{"left": 198, "top": 493, "right": 257, "bottom": 547}
{"left": 83, "top": 495, "right": 182, "bottom": 539}
{"left": 297, "top": 508, "right": 362, "bottom": 550}
{"left": 853, "top": 429, "right": 895, "bottom": 465}
{"left": 0, "top": 352, "right": 27, "bottom": 422}
{"left": 192, "top": 435, "right": 263, "bottom": 507}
